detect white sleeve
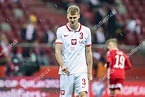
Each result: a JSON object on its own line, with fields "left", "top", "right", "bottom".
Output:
{"left": 55, "top": 28, "right": 63, "bottom": 44}
{"left": 86, "top": 28, "right": 92, "bottom": 46}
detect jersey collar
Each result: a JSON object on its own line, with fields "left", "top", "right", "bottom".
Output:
{"left": 66, "top": 23, "right": 82, "bottom": 32}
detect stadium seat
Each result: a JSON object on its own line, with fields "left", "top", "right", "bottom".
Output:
{"left": 142, "top": 27, "right": 145, "bottom": 38}
{"left": 142, "top": 0, "right": 145, "bottom": 5}
{"left": 13, "top": 8, "right": 24, "bottom": 19}
{"left": 0, "top": 22, "right": 12, "bottom": 32}
{"left": 125, "top": 32, "right": 138, "bottom": 45}
{"left": 126, "top": 68, "right": 145, "bottom": 79}
{"left": 5, "top": 31, "right": 16, "bottom": 43}
{"left": 36, "top": 28, "right": 44, "bottom": 43}
{"left": 0, "top": 15, "right": 5, "bottom": 22}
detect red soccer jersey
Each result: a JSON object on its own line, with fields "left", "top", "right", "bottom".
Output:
{"left": 106, "top": 49, "right": 132, "bottom": 79}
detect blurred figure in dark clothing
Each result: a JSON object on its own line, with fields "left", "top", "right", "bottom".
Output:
{"left": 100, "top": 0, "right": 115, "bottom": 4}
{"left": 107, "top": 6, "right": 117, "bottom": 38}
{"left": 93, "top": 27, "right": 106, "bottom": 44}
{"left": 94, "top": 4, "right": 108, "bottom": 30}
{"left": 21, "top": 14, "right": 37, "bottom": 43}
{"left": 7, "top": 47, "right": 21, "bottom": 76}
{"left": 88, "top": 0, "right": 101, "bottom": 8}
{"left": 42, "top": 26, "right": 55, "bottom": 45}
{"left": 115, "top": 15, "right": 126, "bottom": 44}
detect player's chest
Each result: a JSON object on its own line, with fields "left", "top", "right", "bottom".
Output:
{"left": 62, "top": 32, "right": 87, "bottom": 45}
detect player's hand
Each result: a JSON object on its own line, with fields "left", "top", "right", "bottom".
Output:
{"left": 88, "top": 74, "right": 93, "bottom": 83}
{"left": 61, "top": 66, "right": 70, "bottom": 74}
{"left": 104, "top": 63, "right": 108, "bottom": 68}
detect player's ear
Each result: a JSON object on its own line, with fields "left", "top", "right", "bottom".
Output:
{"left": 67, "top": 13, "right": 69, "bottom": 19}
{"left": 78, "top": 13, "right": 80, "bottom": 19}
{"left": 67, "top": 14, "right": 68, "bottom": 19}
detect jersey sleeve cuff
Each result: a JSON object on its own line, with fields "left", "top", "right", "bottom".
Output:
{"left": 55, "top": 42, "right": 62, "bottom": 44}
{"left": 86, "top": 44, "right": 92, "bottom": 47}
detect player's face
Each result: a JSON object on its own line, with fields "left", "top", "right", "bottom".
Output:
{"left": 107, "top": 42, "right": 116, "bottom": 50}
{"left": 67, "top": 13, "right": 80, "bottom": 26}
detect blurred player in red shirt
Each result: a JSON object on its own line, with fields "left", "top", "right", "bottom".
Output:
{"left": 105, "top": 38, "right": 132, "bottom": 97}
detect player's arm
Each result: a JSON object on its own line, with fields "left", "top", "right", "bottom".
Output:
{"left": 86, "top": 28, "right": 93, "bottom": 81}
{"left": 104, "top": 51, "right": 111, "bottom": 68}
{"left": 55, "top": 44, "right": 64, "bottom": 68}
{"left": 86, "top": 45, "right": 93, "bottom": 81}
{"left": 55, "top": 28, "right": 69, "bottom": 74}
{"left": 125, "top": 57, "right": 132, "bottom": 70}
{"left": 55, "top": 44, "right": 70, "bottom": 74}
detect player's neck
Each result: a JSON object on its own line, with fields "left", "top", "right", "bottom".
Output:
{"left": 112, "top": 48, "right": 118, "bottom": 50}
{"left": 69, "top": 22, "right": 79, "bottom": 31}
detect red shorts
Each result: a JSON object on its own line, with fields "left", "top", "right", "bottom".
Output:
{"left": 109, "top": 79, "right": 124, "bottom": 90}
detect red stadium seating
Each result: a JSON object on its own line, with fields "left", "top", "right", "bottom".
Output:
{"left": 0, "top": 65, "right": 6, "bottom": 77}
{"left": 126, "top": 68, "right": 145, "bottom": 79}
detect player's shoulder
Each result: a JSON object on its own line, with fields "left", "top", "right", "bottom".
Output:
{"left": 120, "top": 50, "right": 127, "bottom": 57}
{"left": 81, "top": 25, "right": 90, "bottom": 31}
{"left": 106, "top": 51, "right": 111, "bottom": 56}
{"left": 108, "top": 50, "right": 114, "bottom": 53}
{"left": 81, "top": 25, "right": 91, "bottom": 36}
{"left": 109, "top": 50, "right": 118, "bottom": 55}
{"left": 116, "top": 49, "right": 127, "bottom": 57}
{"left": 57, "top": 25, "right": 66, "bottom": 30}
{"left": 117, "top": 49, "right": 126, "bottom": 54}
{"left": 56, "top": 25, "right": 67, "bottom": 34}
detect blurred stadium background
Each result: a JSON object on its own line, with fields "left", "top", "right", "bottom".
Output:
{"left": 0, "top": 0, "right": 145, "bottom": 97}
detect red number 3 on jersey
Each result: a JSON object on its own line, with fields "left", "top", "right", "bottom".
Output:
{"left": 79, "top": 32, "right": 83, "bottom": 39}
{"left": 82, "top": 78, "right": 86, "bottom": 85}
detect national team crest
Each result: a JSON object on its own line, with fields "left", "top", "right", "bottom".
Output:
{"left": 71, "top": 39, "right": 77, "bottom": 45}
{"left": 60, "top": 90, "right": 65, "bottom": 95}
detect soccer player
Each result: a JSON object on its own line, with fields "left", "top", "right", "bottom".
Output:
{"left": 105, "top": 38, "right": 132, "bottom": 97}
{"left": 55, "top": 5, "right": 93, "bottom": 97}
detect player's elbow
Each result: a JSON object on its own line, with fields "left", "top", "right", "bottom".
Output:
{"left": 128, "top": 63, "right": 132, "bottom": 69}
{"left": 104, "top": 62, "right": 109, "bottom": 68}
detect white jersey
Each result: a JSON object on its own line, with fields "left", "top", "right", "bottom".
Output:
{"left": 55, "top": 23, "right": 92, "bottom": 74}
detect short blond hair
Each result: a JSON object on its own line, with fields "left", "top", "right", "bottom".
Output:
{"left": 106, "top": 38, "right": 118, "bottom": 46}
{"left": 67, "top": 5, "right": 80, "bottom": 15}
